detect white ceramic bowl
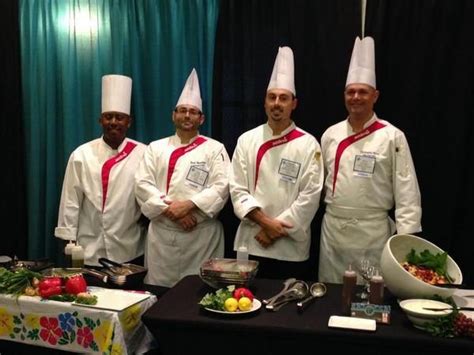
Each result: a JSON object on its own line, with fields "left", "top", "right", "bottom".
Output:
{"left": 380, "top": 234, "right": 462, "bottom": 300}
{"left": 399, "top": 299, "right": 453, "bottom": 329}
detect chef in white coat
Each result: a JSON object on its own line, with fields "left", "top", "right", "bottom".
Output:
{"left": 230, "top": 47, "right": 324, "bottom": 280}
{"left": 135, "top": 69, "right": 230, "bottom": 287}
{"left": 55, "top": 74, "right": 147, "bottom": 266}
{"left": 318, "top": 37, "right": 422, "bottom": 283}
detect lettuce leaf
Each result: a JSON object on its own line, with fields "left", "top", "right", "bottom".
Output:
{"left": 198, "top": 285, "right": 235, "bottom": 311}
{"left": 406, "top": 248, "right": 452, "bottom": 282}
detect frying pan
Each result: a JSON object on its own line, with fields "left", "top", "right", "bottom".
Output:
{"left": 98, "top": 258, "right": 148, "bottom": 288}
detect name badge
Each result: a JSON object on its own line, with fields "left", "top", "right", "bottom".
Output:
{"left": 278, "top": 158, "right": 301, "bottom": 184}
{"left": 353, "top": 154, "right": 376, "bottom": 177}
{"left": 186, "top": 165, "right": 208, "bottom": 188}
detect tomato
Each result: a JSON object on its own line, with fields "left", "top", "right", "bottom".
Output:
{"left": 64, "top": 275, "right": 88, "bottom": 295}
{"left": 233, "top": 287, "right": 254, "bottom": 301}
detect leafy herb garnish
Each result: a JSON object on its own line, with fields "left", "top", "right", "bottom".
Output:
{"left": 406, "top": 249, "right": 453, "bottom": 282}
{"left": 198, "top": 285, "right": 235, "bottom": 311}
{"left": 419, "top": 296, "right": 458, "bottom": 338}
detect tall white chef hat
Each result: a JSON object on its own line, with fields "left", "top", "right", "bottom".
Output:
{"left": 345, "top": 36, "right": 376, "bottom": 89}
{"left": 101, "top": 74, "right": 132, "bottom": 115}
{"left": 267, "top": 46, "right": 296, "bottom": 96}
{"left": 176, "top": 68, "right": 202, "bottom": 111}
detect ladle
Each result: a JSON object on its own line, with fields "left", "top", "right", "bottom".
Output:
{"left": 296, "top": 282, "right": 327, "bottom": 312}
{"left": 266, "top": 281, "right": 309, "bottom": 311}
{"left": 263, "top": 277, "right": 297, "bottom": 305}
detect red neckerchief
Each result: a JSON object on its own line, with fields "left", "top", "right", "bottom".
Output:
{"left": 255, "top": 128, "right": 305, "bottom": 188}
{"left": 332, "top": 120, "right": 386, "bottom": 195}
{"left": 101, "top": 141, "right": 137, "bottom": 211}
{"left": 167, "top": 136, "right": 207, "bottom": 193}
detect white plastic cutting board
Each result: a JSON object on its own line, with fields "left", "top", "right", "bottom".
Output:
{"left": 72, "top": 288, "right": 150, "bottom": 311}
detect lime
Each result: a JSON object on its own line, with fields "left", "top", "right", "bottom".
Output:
{"left": 224, "top": 297, "right": 239, "bottom": 312}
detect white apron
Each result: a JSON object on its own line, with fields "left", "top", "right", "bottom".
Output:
{"left": 318, "top": 115, "right": 421, "bottom": 283}
{"left": 135, "top": 134, "right": 230, "bottom": 287}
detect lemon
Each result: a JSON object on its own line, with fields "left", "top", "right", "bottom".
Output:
{"left": 238, "top": 296, "right": 253, "bottom": 311}
{"left": 224, "top": 297, "right": 239, "bottom": 312}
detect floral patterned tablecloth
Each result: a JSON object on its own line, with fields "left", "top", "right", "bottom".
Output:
{"left": 0, "top": 288, "right": 158, "bottom": 354}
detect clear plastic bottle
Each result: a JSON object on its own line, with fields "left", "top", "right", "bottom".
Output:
{"left": 64, "top": 240, "right": 75, "bottom": 268}
{"left": 237, "top": 246, "right": 249, "bottom": 261}
{"left": 369, "top": 269, "right": 384, "bottom": 304}
{"left": 71, "top": 244, "right": 84, "bottom": 268}
{"left": 341, "top": 264, "right": 357, "bottom": 315}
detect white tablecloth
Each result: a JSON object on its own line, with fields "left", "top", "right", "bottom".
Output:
{"left": 0, "top": 287, "right": 157, "bottom": 354}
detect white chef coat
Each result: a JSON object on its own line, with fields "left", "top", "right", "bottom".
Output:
{"left": 55, "top": 137, "right": 147, "bottom": 266}
{"left": 318, "top": 114, "right": 422, "bottom": 283}
{"left": 230, "top": 122, "right": 323, "bottom": 261}
{"left": 135, "top": 134, "right": 230, "bottom": 287}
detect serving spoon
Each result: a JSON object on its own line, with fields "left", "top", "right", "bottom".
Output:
{"left": 423, "top": 306, "right": 474, "bottom": 311}
{"left": 263, "top": 277, "right": 297, "bottom": 305}
{"left": 297, "top": 282, "right": 327, "bottom": 312}
{"left": 266, "top": 281, "right": 309, "bottom": 311}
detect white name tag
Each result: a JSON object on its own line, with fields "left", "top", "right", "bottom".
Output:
{"left": 353, "top": 154, "right": 375, "bottom": 177}
{"left": 278, "top": 158, "right": 301, "bottom": 184}
{"left": 186, "top": 165, "right": 208, "bottom": 187}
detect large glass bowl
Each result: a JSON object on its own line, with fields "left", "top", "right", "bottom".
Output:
{"left": 199, "top": 258, "right": 259, "bottom": 289}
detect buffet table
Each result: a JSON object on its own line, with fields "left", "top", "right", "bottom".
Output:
{"left": 142, "top": 275, "right": 474, "bottom": 355}
{"left": 0, "top": 287, "right": 158, "bottom": 354}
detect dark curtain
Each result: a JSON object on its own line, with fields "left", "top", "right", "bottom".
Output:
{"left": 213, "top": 0, "right": 474, "bottom": 286}
{"left": 365, "top": 0, "right": 474, "bottom": 286}
{"left": 0, "top": 0, "right": 27, "bottom": 258}
{"left": 212, "top": 0, "right": 361, "bottom": 280}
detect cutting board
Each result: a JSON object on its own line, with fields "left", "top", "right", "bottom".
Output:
{"left": 72, "top": 287, "right": 150, "bottom": 311}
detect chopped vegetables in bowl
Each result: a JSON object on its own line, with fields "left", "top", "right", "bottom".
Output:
{"left": 380, "top": 234, "right": 462, "bottom": 300}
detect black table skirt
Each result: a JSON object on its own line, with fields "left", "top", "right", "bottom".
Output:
{"left": 142, "top": 275, "right": 474, "bottom": 355}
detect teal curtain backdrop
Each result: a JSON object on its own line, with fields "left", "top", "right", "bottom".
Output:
{"left": 20, "top": 0, "right": 219, "bottom": 261}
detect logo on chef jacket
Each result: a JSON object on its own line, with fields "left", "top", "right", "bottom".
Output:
{"left": 272, "top": 137, "right": 288, "bottom": 146}
{"left": 115, "top": 151, "right": 127, "bottom": 162}
{"left": 185, "top": 142, "right": 199, "bottom": 152}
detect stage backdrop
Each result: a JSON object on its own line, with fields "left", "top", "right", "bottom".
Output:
{"left": 2, "top": 0, "right": 473, "bottom": 286}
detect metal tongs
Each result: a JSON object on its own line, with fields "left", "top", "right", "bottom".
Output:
{"left": 265, "top": 281, "right": 309, "bottom": 311}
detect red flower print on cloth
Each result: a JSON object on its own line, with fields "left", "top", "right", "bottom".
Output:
{"left": 77, "top": 327, "right": 94, "bottom": 348}
{"left": 39, "top": 316, "right": 63, "bottom": 345}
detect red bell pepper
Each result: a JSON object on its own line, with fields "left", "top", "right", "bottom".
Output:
{"left": 38, "top": 277, "right": 63, "bottom": 298}
{"left": 65, "top": 275, "right": 87, "bottom": 295}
